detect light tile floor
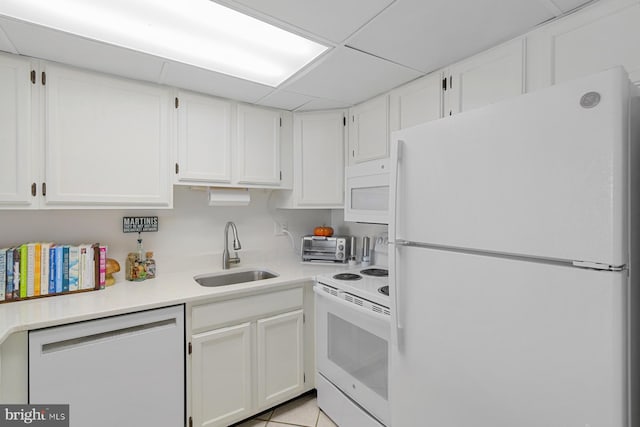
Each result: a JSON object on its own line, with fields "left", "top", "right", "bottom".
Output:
{"left": 233, "top": 392, "right": 337, "bottom": 427}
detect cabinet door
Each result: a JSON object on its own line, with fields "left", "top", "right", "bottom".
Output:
{"left": 530, "top": 0, "right": 640, "bottom": 87}
{"left": 390, "top": 72, "right": 443, "bottom": 132}
{"left": 294, "top": 111, "right": 345, "bottom": 207}
{"left": 256, "top": 309, "right": 304, "bottom": 409}
{"left": 349, "top": 95, "right": 389, "bottom": 164}
{"left": 236, "top": 104, "right": 281, "bottom": 185}
{"left": 43, "top": 64, "right": 172, "bottom": 208}
{"left": 192, "top": 322, "right": 252, "bottom": 427}
{"left": 445, "top": 39, "right": 525, "bottom": 115}
{"left": 0, "top": 54, "right": 36, "bottom": 208}
{"left": 176, "top": 91, "right": 231, "bottom": 184}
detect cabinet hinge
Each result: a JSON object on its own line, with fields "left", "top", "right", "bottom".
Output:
{"left": 31, "top": 183, "right": 36, "bottom": 197}
{"left": 188, "top": 416, "right": 193, "bottom": 427}
{"left": 30, "top": 70, "right": 36, "bottom": 85}
{"left": 175, "top": 163, "right": 179, "bottom": 174}
{"left": 188, "top": 342, "right": 192, "bottom": 355}
{"left": 175, "top": 97, "right": 179, "bottom": 109}
{"left": 41, "top": 182, "right": 46, "bottom": 197}
{"left": 442, "top": 77, "right": 447, "bottom": 91}
{"left": 41, "top": 71, "right": 46, "bottom": 86}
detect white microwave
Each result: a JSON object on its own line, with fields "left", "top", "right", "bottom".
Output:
{"left": 344, "top": 158, "right": 389, "bottom": 224}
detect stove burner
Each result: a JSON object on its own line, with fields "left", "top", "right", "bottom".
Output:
{"left": 378, "top": 286, "right": 389, "bottom": 296}
{"left": 333, "top": 273, "right": 362, "bottom": 281}
{"left": 360, "top": 268, "right": 389, "bottom": 277}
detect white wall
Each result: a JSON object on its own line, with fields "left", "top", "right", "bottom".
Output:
{"left": 330, "top": 209, "right": 388, "bottom": 263}
{"left": 0, "top": 187, "right": 331, "bottom": 279}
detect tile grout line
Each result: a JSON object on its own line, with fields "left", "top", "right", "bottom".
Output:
{"left": 314, "top": 409, "right": 321, "bottom": 427}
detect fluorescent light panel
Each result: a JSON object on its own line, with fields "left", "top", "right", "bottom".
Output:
{"left": 0, "top": 0, "right": 328, "bottom": 86}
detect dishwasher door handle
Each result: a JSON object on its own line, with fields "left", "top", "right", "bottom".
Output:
{"left": 41, "top": 318, "right": 177, "bottom": 354}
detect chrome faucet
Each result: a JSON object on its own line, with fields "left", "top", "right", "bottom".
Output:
{"left": 222, "top": 221, "right": 242, "bottom": 269}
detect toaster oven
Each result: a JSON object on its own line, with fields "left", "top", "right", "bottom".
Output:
{"left": 302, "top": 236, "right": 350, "bottom": 263}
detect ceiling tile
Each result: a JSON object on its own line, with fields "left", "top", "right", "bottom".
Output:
{"left": 222, "top": 0, "right": 394, "bottom": 43}
{"left": 160, "top": 61, "right": 273, "bottom": 103}
{"left": 348, "top": 0, "right": 556, "bottom": 73}
{"left": 283, "top": 46, "right": 422, "bottom": 105}
{"left": 0, "top": 17, "right": 164, "bottom": 82}
{"left": 0, "top": 24, "right": 17, "bottom": 54}
{"left": 255, "top": 90, "right": 315, "bottom": 110}
{"left": 295, "top": 98, "right": 352, "bottom": 112}
{"left": 550, "top": 0, "right": 593, "bottom": 13}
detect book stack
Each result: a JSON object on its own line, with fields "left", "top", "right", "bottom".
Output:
{"left": 0, "top": 243, "right": 108, "bottom": 303}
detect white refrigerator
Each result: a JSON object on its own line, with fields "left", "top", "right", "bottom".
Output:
{"left": 388, "top": 67, "right": 640, "bottom": 427}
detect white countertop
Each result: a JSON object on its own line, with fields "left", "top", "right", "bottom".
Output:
{"left": 0, "top": 252, "right": 348, "bottom": 345}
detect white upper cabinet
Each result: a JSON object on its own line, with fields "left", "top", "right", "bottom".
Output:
{"left": 444, "top": 38, "right": 525, "bottom": 116}
{"left": 0, "top": 53, "right": 35, "bottom": 209}
{"left": 389, "top": 72, "right": 443, "bottom": 132}
{"left": 348, "top": 94, "right": 389, "bottom": 164}
{"left": 43, "top": 63, "right": 172, "bottom": 208}
{"left": 294, "top": 110, "right": 345, "bottom": 207}
{"left": 236, "top": 104, "right": 282, "bottom": 186}
{"left": 175, "top": 91, "right": 232, "bottom": 185}
{"left": 527, "top": 0, "right": 640, "bottom": 90}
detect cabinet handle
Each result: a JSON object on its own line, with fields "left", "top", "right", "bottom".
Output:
{"left": 175, "top": 97, "right": 179, "bottom": 109}
{"left": 31, "top": 183, "right": 36, "bottom": 197}
{"left": 42, "top": 182, "right": 47, "bottom": 196}
{"left": 41, "top": 71, "right": 46, "bottom": 86}
{"left": 30, "top": 70, "right": 36, "bottom": 84}
{"left": 175, "top": 163, "right": 179, "bottom": 174}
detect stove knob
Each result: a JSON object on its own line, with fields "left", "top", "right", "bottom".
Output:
{"left": 338, "top": 244, "right": 344, "bottom": 251}
{"left": 337, "top": 252, "right": 344, "bottom": 259}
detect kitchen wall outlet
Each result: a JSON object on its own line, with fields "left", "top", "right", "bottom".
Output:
{"left": 274, "top": 221, "right": 288, "bottom": 236}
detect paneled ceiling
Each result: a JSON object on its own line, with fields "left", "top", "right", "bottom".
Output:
{"left": 0, "top": 0, "right": 594, "bottom": 110}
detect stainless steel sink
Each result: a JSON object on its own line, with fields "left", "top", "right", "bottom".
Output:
{"left": 194, "top": 269, "right": 279, "bottom": 287}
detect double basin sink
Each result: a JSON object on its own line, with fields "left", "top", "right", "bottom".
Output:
{"left": 194, "top": 268, "right": 278, "bottom": 287}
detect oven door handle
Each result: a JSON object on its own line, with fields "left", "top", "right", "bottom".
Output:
{"left": 313, "top": 287, "right": 390, "bottom": 321}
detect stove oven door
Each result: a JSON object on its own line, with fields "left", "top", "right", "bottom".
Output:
{"left": 314, "top": 286, "right": 390, "bottom": 425}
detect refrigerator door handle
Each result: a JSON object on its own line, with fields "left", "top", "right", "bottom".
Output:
{"left": 389, "top": 139, "right": 403, "bottom": 245}
{"left": 389, "top": 140, "right": 404, "bottom": 346}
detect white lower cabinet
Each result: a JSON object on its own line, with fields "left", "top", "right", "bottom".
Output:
{"left": 257, "top": 310, "right": 304, "bottom": 409}
{"left": 189, "top": 288, "right": 308, "bottom": 427}
{"left": 191, "top": 323, "right": 253, "bottom": 427}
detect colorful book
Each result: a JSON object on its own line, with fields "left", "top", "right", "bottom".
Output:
{"left": 0, "top": 248, "right": 6, "bottom": 301}
{"left": 19, "top": 245, "right": 27, "bottom": 298}
{"left": 13, "top": 247, "right": 20, "bottom": 299}
{"left": 92, "top": 244, "right": 99, "bottom": 290}
{"left": 5, "top": 248, "right": 14, "bottom": 300}
{"left": 25, "top": 243, "right": 35, "bottom": 297}
{"left": 40, "top": 243, "right": 51, "bottom": 296}
{"left": 34, "top": 243, "right": 42, "bottom": 296}
{"left": 61, "top": 246, "right": 70, "bottom": 293}
{"left": 54, "top": 246, "right": 63, "bottom": 293}
{"left": 99, "top": 245, "right": 107, "bottom": 289}
{"left": 80, "top": 244, "right": 94, "bottom": 290}
{"left": 68, "top": 246, "right": 79, "bottom": 291}
{"left": 49, "top": 245, "right": 57, "bottom": 294}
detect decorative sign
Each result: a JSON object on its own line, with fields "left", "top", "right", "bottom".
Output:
{"left": 122, "top": 216, "right": 159, "bottom": 233}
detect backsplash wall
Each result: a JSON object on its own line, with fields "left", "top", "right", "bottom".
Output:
{"left": 0, "top": 187, "right": 331, "bottom": 278}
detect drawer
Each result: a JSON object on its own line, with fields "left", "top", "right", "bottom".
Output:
{"left": 192, "top": 288, "right": 303, "bottom": 333}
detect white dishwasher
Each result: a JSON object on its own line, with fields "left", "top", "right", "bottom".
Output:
{"left": 29, "top": 305, "right": 185, "bottom": 427}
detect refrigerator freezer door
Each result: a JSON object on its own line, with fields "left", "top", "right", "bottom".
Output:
{"left": 390, "top": 245, "right": 627, "bottom": 427}
{"left": 391, "top": 67, "right": 631, "bottom": 266}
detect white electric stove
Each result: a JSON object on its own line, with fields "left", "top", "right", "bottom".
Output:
{"left": 314, "top": 263, "right": 391, "bottom": 427}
